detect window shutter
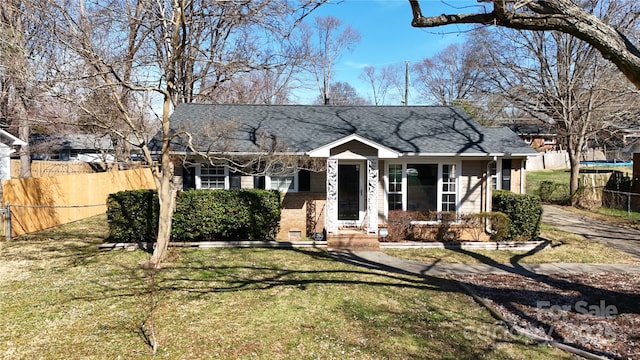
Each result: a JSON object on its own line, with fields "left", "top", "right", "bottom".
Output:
{"left": 298, "top": 170, "right": 310, "bottom": 192}
{"left": 254, "top": 176, "right": 265, "bottom": 189}
{"left": 183, "top": 166, "right": 196, "bottom": 190}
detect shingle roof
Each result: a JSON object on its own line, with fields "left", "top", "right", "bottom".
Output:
{"left": 165, "top": 104, "right": 535, "bottom": 156}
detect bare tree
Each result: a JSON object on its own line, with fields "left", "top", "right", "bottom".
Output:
{"left": 474, "top": 26, "right": 639, "bottom": 202}
{"left": 359, "top": 65, "right": 396, "bottom": 105}
{"left": 412, "top": 43, "right": 486, "bottom": 106}
{"left": 0, "top": 0, "right": 39, "bottom": 177}
{"left": 39, "top": 0, "right": 325, "bottom": 268}
{"left": 407, "top": 0, "right": 640, "bottom": 89}
{"left": 304, "top": 15, "right": 361, "bottom": 105}
{"left": 315, "top": 81, "right": 369, "bottom": 105}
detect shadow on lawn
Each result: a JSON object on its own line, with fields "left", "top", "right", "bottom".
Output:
{"left": 327, "top": 244, "right": 640, "bottom": 360}
{"left": 59, "top": 242, "right": 634, "bottom": 359}
{"left": 2, "top": 227, "right": 110, "bottom": 268}
{"left": 71, "top": 247, "right": 527, "bottom": 359}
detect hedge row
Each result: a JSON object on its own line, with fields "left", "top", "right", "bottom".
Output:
{"left": 107, "top": 189, "right": 281, "bottom": 242}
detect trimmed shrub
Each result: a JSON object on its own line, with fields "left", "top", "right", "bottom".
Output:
{"left": 107, "top": 190, "right": 159, "bottom": 243}
{"left": 107, "top": 189, "right": 281, "bottom": 242}
{"left": 171, "top": 189, "right": 281, "bottom": 241}
{"left": 492, "top": 190, "right": 542, "bottom": 240}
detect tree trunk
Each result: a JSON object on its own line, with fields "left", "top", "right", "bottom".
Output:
{"left": 147, "top": 93, "right": 176, "bottom": 269}
{"left": 17, "top": 97, "right": 31, "bottom": 178}
{"left": 148, "top": 165, "right": 176, "bottom": 268}
{"left": 567, "top": 147, "right": 582, "bottom": 206}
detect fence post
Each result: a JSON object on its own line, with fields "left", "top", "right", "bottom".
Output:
{"left": 628, "top": 192, "right": 632, "bottom": 217}
{"left": 6, "top": 203, "right": 11, "bottom": 241}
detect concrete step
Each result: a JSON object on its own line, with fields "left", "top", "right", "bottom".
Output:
{"left": 327, "top": 233, "right": 380, "bottom": 251}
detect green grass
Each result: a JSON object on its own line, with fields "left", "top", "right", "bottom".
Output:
{"left": 385, "top": 224, "right": 640, "bottom": 265}
{"left": 526, "top": 169, "right": 570, "bottom": 195}
{"left": 0, "top": 215, "right": 571, "bottom": 359}
{"left": 527, "top": 166, "right": 640, "bottom": 224}
{"left": 594, "top": 205, "right": 640, "bottom": 221}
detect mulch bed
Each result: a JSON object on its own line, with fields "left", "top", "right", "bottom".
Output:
{"left": 451, "top": 273, "right": 640, "bottom": 359}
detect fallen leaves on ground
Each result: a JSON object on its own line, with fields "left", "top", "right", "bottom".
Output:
{"left": 452, "top": 272, "right": 640, "bottom": 359}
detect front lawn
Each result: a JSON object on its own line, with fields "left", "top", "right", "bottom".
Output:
{"left": 384, "top": 224, "right": 640, "bottom": 265}
{"left": 0, "top": 215, "right": 570, "bottom": 359}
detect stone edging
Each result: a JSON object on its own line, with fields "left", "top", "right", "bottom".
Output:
{"left": 98, "top": 240, "right": 328, "bottom": 251}
{"left": 381, "top": 239, "right": 550, "bottom": 251}
{"left": 99, "top": 239, "right": 548, "bottom": 252}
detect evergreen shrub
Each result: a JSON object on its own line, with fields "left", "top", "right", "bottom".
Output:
{"left": 492, "top": 190, "right": 543, "bottom": 240}
{"left": 106, "top": 189, "right": 281, "bottom": 242}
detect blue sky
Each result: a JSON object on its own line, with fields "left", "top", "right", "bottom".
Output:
{"left": 294, "top": 0, "right": 476, "bottom": 105}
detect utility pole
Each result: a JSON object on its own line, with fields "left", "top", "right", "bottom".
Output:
{"left": 404, "top": 61, "right": 409, "bottom": 106}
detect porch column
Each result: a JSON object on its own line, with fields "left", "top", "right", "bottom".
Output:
{"left": 367, "top": 158, "right": 379, "bottom": 234}
{"left": 326, "top": 158, "right": 338, "bottom": 234}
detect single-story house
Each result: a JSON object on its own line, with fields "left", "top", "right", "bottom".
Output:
{"left": 506, "top": 122, "right": 558, "bottom": 152}
{"left": 29, "top": 133, "right": 116, "bottom": 162}
{"left": 163, "top": 104, "right": 536, "bottom": 243}
{"left": 0, "top": 129, "right": 27, "bottom": 180}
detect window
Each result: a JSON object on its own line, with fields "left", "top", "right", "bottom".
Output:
{"left": 388, "top": 164, "right": 403, "bottom": 210}
{"left": 501, "top": 160, "right": 512, "bottom": 191}
{"left": 441, "top": 164, "right": 456, "bottom": 212}
{"left": 387, "top": 163, "right": 458, "bottom": 214}
{"left": 490, "top": 159, "right": 511, "bottom": 191}
{"left": 266, "top": 164, "right": 298, "bottom": 193}
{"left": 407, "top": 164, "right": 437, "bottom": 211}
{"left": 269, "top": 175, "right": 296, "bottom": 192}
{"left": 490, "top": 162, "right": 498, "bottom": 190}
{"left": 198, "top": 165, "right": 227, "bottom": 189}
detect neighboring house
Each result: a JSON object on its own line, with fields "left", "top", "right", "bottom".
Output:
{"left": 29, "top": 134, "right": 115, "bottom": 162}
{"left": 0, "top": 129, "right": 27, "bottom": 180}
{"left": 506, "top": 122, "right": 558, "bottom": 152}
{"left": 163, "top": 104, "right": 536, "bottom": 241}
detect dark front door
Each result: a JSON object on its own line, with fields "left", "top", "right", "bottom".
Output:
{"left": 338, "top": 164, "right": 360, "bottom": 221}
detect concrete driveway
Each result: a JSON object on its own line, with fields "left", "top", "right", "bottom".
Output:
{"left": 542, "top": 204, "right": 640, "bottom": 260}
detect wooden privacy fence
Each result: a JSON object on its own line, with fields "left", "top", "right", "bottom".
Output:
{"left": 1, "top": 168, "right": 155, "bottom": 238}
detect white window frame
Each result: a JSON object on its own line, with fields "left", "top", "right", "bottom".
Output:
{"left": 266, "top": 164, "right": 299, "bottom": 193}
{"left": 383, "top": 161, "right": 460, "bottom": 223}
{"left": 195, "top": 164, "right": 229, "bottom": 189}
{"left": 387, "top": 163, "right": 403, "bottom": 211}
{"left": 490, "top": 160, "right": 502, "bottom": 190}
{"left": 266, "top": 173, "right": 298, "bottom": 193}
{"left": 441, "top": 164, "right": 457, "bottom": 213}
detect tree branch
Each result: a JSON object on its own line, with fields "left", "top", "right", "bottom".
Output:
{"left": 407, "top": 0, "right": 640, "bottom": 89}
